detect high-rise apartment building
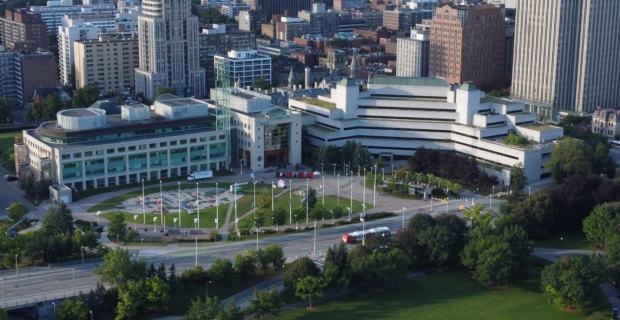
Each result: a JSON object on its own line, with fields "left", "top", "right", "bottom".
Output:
{"left": 29, "top": 2, "right": 116, "bottom": 34}
{"left": 298, "top": 3, "right": 340, "bottom": 38}
{"left": 382, "top": 8, "right": 433, "bottom": 31}
{"left": 0, "top": 46, "right": 57, "bottom": 106}
{"left": 250, "top": 0, "right": 312, "bottom": 22}
{"left": 213, "top": 50, "right": 271, "bottom": 89}
{"left": 58, "top": 19, "right": 100, "bottom": 86}
{"left": 429, "top": 4, "right": 505, "bottom": 87}
{"left": 74, "top": 33, "right": 139, "bottom": 95}
{"left": 352, "top": 10, "right": 384, "bottom": 29}
{"left": 512, "top": 0, "right": 620, "bottom": 120}
{"left": 1, "top": 9, "right": 48, "bottom": 50}
{"left": 396, "top": 24, "right": 430, "bottom": 77}
{"left": 334, "top": 0, "right": 366, "bottom": 11}
{"left": 135, "top": 0, "right": 205, "bottom": 99}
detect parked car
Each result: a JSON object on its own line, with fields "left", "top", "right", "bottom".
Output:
{"left": 4, "top": 174, "right": 17, "bottom": 181}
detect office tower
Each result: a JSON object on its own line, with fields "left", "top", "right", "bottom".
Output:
{"left": 512, "top": 0, "right": 620, "bottom": 120}
{"left": 396, "top": 24, "right": 430, "bottom": 77}
{"left": 1, "top": 9, "right": 48, "bottom": 50}
{"left": 298, "top": 3, "right": 340, "bottom": 37}
{"left": 382, "top": 8, "right": 433, "bottom": 31}
{"left": 429, "top": 4, "right": 505, "bottom": 87}
{"left": 213, "top": 50, "right": 271, "bottom": 89}
{"left": 135, "top": 0, "right": 205, "bottom": 99}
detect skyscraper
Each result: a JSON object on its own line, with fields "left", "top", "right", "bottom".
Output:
{"left": 512, "top": 0, "right": 620, "bottom": 120}
{"left": 135, "top": 0, "right": 205, "bottom": 99}
{"left": 429, "top": 4, "right": 505, "bottom": 87}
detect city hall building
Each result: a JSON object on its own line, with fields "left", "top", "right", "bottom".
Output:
{"left": 15, "top": 96, "right": 228, "bottom": 190}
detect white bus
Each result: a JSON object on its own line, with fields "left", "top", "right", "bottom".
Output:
{"left": 611, "top": 140, "right": 620, "bottom": 148}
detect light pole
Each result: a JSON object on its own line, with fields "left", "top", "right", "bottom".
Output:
{"left": 234, "top": 184, "right": 238, "bottom": 229}
{"left": 528, "top": 187, "right": 531, "bottom": 196}
{"left": 382, "top": 168, "right": 384, "bottom": 180}
{"left": 313, "top": 217, "right": 317, "bottom": 255}
{"left": 1, "top": 279, "right": 3, "bottom": 302}
{"left": 178, "top": 182, "right": 181, "bottom": 229}
{"left": 363, "top": 168, "right": 366, "bottom": 206}
{"left": 216, "top": 183, "right": 219, "bottom": 229}
{"left": 196, "top": 183, "right": 200, "bottom": 228}
{"left": 322, "top": 176, "right": 325, "bottom": 206}
{"left": 347, "top": 207, "right": 351, "bottom": 221}
{"left": 153, "top": 217, "right": 158, "bottom": 232}
{"left": 289, "top": 179, "right": 292, "bottom": 225}
{"left": 306, "top": 178, "right": 309, "bottom": 223}
{"left": 271, "top": 181, "right": 274, "bottom": 212}
{"left": 195, "top": 237, "right": 198, "bottom": 266}
{"left": 350, "top": 171, "right": 353, "bottom": 219}
{"left": 253, "top": 181, "right": 256, "bottom": 209}
{"left": 96, "top": 211, "right": 101, "bottom": 228}
{"left": 160, "top": 180, "right": 163, "bottom": 225}
{"left": 141, "top": 238, "right": 144, "bottom": 255}
{"left": 330, "top": 210, "right": 334, "bottom": 224}
{"left": 90, "top": 310, "right": 93, "bottom": 320}
{"left": 52, "top": 302, "right": 55, "bottom": 314}
{"left": 373, "top": 165, "right": 377, "bottom": 207}
{"left": 71, "top": 268, "right": 75, "bottom": 290}
{"left": 337, "top": 174, "right": 340, "bottom": 207}
{"left": 142, "top": 179, "right": 145, "bottom": 224}
{"left": 357, "top": 166, "right": 361, "bottom": 177}
{"left": 560, "top": 237, "right": 563, "bottom": 248}
{"left": 321, "top": 162, "right": 324, "bottom": 176}
{"left": 134, "top": 215, "right": 138, "bottom": 231}
{"left": 15, "top": 255, "right": 18, "bottom": 276}
{"left": 333, "top": 164, "right": 336, "bottom": 175}
{"left": 402, "top": 207, "right": 406, "bottom": 229}
{"left": 206, "top": 281, "right": 211, "bottom": 300}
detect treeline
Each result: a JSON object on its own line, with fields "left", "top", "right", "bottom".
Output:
{"left": 408, "top": 148, "right": 498, "bottom": 189}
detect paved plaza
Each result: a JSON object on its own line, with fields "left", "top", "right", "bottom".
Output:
{"left": 116, "top": 187, "right": 241, "bottom": 214}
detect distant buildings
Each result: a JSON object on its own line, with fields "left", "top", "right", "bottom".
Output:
{"left": 135, "top": 0, "right": 205, "bottom": 99}
{"left": 213, "top": 50, "right": 271, "bottom": 89}
{"left": 382, "top": 8, "right": 432, "bottom": 31}
{"left": 58, "top": 18, "right": 100, "bottom": 86}
{"left": 29, "top": 1, "right": 116, "bottom": 34}
{"left": 0, "top": 46, "right": 57, "bottom": 106}
{"left": 334, "top": 0, "right": 366, "bottom": 11}
{"left": 429, "top": 4, "right": 505, "bottom": 87}
{"left": 297, "top": 3, "right": 340, "bottom": 38}
{"left": 512, "top": 0, "right": 620, "bottom": 120}
{"left": 0, "top": 9, "right": 48, "bottom": 50}
{"left": 250, "top": 0, "right": 312, "bottom": 22}
{"left": 73, "top": 33, "right": 139, "bottom": 95}
{"left": 396, "top": 24, "right": 430, "bottom": 77}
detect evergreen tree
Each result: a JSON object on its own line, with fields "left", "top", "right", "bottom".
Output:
{"left": 147, "top": 262, "right": 157, "bottom": 278}
{"left": 157, "top": 261, "right": 168, "bottom": 283}
{"left": 41, "top": 202, "right": 74, "bottom": 235}
{"left": 168, "top": 262, "right": 179, "bottom": 290}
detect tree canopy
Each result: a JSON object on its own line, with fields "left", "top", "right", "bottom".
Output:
{"left": 72, "top": 84, "right": 100, "bottom": 108}
{"left": 41, "top": 202, "right": 74, "bottom": 235}
{"left": 8, "top": 202, "right": 29, "bottom": 222}
{"left": 0, "top": 97, "right": 14, "bottom": 123}
{"left": 582, "top": 202, "right": 620, "bottom": 245}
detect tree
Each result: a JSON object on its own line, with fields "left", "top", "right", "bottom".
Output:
{"left": 510, "top": 162, "right": 526, "bottom": 191}
{"left": 331, "top": 38, "right": 348, "bottom": 48}
{"left": 81, "top": 282, "right": 106, "bottom": 312}
{"left": 253, "top": 77, "right": 271, "bottom": 90}
{"left": 582, "top": 202, "right": 620, "bottom": 245}
{"left": 235, "top": 251, "right": 256, "bottom": 278}
{"left": 263, "top": 244, "right": 286, "bottom": 270}
{"left": 545, "top": 138, "right": 593, "bottom": 184}
{"left": 108, "top": 212, "right": 127, "bottom": 240}
{"left": 512, "top": 192, "right": 558, "bottom": 239}
{"left": 183, "top": 296, "right": 222, "bottom": 320}
{"left": 144, "top": 276, "right": 170, "bottom": 311}
{"left": 208, "top": 258, "right": 234, "bottom": 283}
{"left": 157, "top": 261, "right": 168, "bottom": 283}
{"left": 55, "top": 298, "right": 89, "bottom": 320}
{"left": 93, "top": 248, "right": 132, "bottom": 287}
{"left": 41, "top": 202, "right": 74, "bottom": 235}
{"left": 247, "top": 286, "right": 282, "bottom": 319}
{"left": 418, "top": 224, "right": 460, "bottom": 268}
{"left": 310, "top": 203, "right": 325, "bottom": 221}
{"left": 253, "top": 211, "right": 265, "bottom": 232}
{"left": 561, "top": 114, "right": 582, "bottom": 126}
{"left": 222, "top": 299, "right": 244, "bottom": 320}
{"left": 504, "top": 131, "right": 529, "bottom": 146}
{"left": 147, "top": 262, "right": 157, "bottom": 278}
{"left": 72, "top": 84, "right": 100, "bottom": 108}
{"left": 271, "top": 206, "right": 287, "bottom": 230}
{"left": 0, "top": 97, "right": 13, "bottom": 123}
{"left": 238, "top": 222, "right": 251, "bottom": 236}
{"left": 283, "top": 256, "right": 320, "bottom": 291}
{"left": 256, "top": 187, "right": 271, "bottom": 210}
{"left": 295, "top": 276, "right": 326, "bottom": 308}
{"left": 41, "top": 93, "right": 63, "bottom": 121}
{"left": 604, "top": 234, "right": 620, "bottom": 283}
{"left": 541, "top": 255, "right": 604, "bottom": 311}
{"left": 116, "top": 279, "right": 146, "bottom": 320}
{"left": 7, "top": 202, "right": 29, "bottom": 221}
{"left": 168, "top": 263, "right": 179, "bottom": 290}
{"left": 306, "top": 188, "right": 317, "bottom": 212}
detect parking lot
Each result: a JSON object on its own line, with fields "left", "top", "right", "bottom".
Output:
{"left": 0, "top": 166, "right": 38, "bottom": 220}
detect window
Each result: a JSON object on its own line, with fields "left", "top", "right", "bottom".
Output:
{"left": 85, "top": 151, "right": 93, "bottom": 156}
{"left": 118, "top": 147, "right": 125, "bottom": 152}
{"left": 73, "top": 153, "right": 81, "bottom": 158}
{"left": 96, "top": 150, "right": 104, "bottom": 155}
{"left": 180, "top": 139, "right": 187, "bottom": 145}
{"left": 61, "top": 154, "right": 70, "bottom": 160}
{"left": 190, "top": 138, "right": 197, "bottom": 143}
{"left": 149, "top": 143, "right": 156, "bottom": 148}
{"left": 139, "top": 144, "right": 147, "bottom": 150}
{"left": 160, "top": 142, "right": 167, "bottom": 147}
{"left": 107, "top": 148, "right": 115, "bottom": 154}
{"left": 129, "top": 146, "right": 136, "bottom": 151}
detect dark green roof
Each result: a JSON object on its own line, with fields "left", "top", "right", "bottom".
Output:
{"left": 370, "top": 77, "right": 449, "bottom": 87}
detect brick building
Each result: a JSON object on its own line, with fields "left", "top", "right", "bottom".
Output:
{"left": 0, "top": 9, "right": 48, "bottom": 50}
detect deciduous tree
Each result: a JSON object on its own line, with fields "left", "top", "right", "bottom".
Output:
{"left": 235, "top": 251, "right": 256, "bottom": 278}
{"left": 295, "top": 276, "right": 326, "bottom": 308}
{"left": 55, "top": 298, "right": 89, "bottom": 320}
{"left": 41, "top": 202, "right": 74, "bottom": 235}
{"left": 247, "top": 286, "right": 282, "bottom": 319}
{"left": 541, "top": 255, "right": 604, "bottom": 311}
{"left": 107, "top": 212, "right": 127, "bottom": 240}
{"left": 582, "top": 202, "right": 620, "bottom": 245}
{"left": 72, "top": 84, "right": 100, "bottom": 108}
{"left": 208, "top": 258, "right": 234, "bottom": 283}
{"left": 510, "top": 162, "right": 526, "bottom": 191}
{"left": 545, "top": 138, "right": 593, "bottom": 184}
{"left": 283, "top": 256, "right": 320, "bottom": 291}
{"left": 7, "top": 202, "right": 29, "bottom": 221}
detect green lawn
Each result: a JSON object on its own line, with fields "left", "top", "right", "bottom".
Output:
{"left": 533, "top": 231, "right": 599, "bottom": 251}
{"left": 274, "top": 268, "right": 608, "bottom": 320}
{"left": 0, "top": 130, "right": 22, "bottom": 173}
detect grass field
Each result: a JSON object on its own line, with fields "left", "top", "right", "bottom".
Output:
{"left": 0, "top": 130, "right": 21, "bottom": 173}
{"left": 533, "top": 230, "right": 599, "bottom": 251}
{"left": 274, "top": 268, "right": 608, "bottom": 320}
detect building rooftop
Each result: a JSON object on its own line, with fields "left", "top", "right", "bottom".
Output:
{"left": 297, "top": 97, "right": 336, "bottom": 110}
{"left": 59, "top": 109, "right": 100, "bottom": 117}
{"left": 158, "top": 98, "right": 205, "bottom": 107}
{"left": 520, "top": 124, "right": 561, "bottom": 132}
{"left": 370, "top": 76, "right": 449, "bottom": 87}
{"left": 480, "top": 96, "right": 519, "bottom": 105}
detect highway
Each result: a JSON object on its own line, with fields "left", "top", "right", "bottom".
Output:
{"left": 0, "top": 200, "right": 471, "bottom": 310}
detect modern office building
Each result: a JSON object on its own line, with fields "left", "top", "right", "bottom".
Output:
{"left": 16, "top": 96, "right": 228, "bottom": 189}
{"left": 396, "top": 24, "right": 430, "bottom": 77}
{"left": 0, "top": 47, "right": 18, "bottom": 104}
{"left": 511, "top": 0, "right": 620, "bottom": 121}
{"left": 135, "top": 0, "right": 205, "bottom": 100}
{"left": 0, "top": 46, "right": 57, "bottom": 106}
{"left": 62, "top": 13, "right": 117, "bottom": 32}
{"left": 504, "top": 17, "right": 514, "bottom": 76}
{"left": 0, "top": 9, "right": 48, "bottom": 50}
{"left": 74, "top": 33, "right": 139, "bottom": 95}
{"left": 29, "top": 1, "right": 116, "bottom": 34}
{"left": 334, "top": 0, "right": 366, "bottom": 11}
{"left": 290, "top": 76, "right": 564, "bottom": 183}
{"left": 382, "top": 8, "right": 433, "bottom": 31}
{"left": 209, "top": 87, "right": 302, "bottom": 171}
{"left": 213, "top": 50, "right": 271, "bottom": 90}
{"left": 429, "top": 4, "right": 505, "bottom": 87}
{"left": 297, "top": 3, "right": 340, "bottom": 38}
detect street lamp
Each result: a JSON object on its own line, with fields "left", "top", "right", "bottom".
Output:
{"left": 330, "top": 210, "right": 334, "bottom": 224}
{"left": 313, "top": 216, "right": 317, "bottom": 255}
{"left": 196, "top": 182, "right": 200, "bottom": 229}
{"left": 350, "top": 171, "right": 353, "bottom": 220}
{"left": 337, "top": 174, "right": 340, "bottom": 207}
{"left": 373, "top": 165, "right": 377, "bottom": 208}
{"left": 195, "top": 237, "right": 198, "bottom": 266}
{"left": 271, "top": 181, "right": 274, "bottom": 212}
{"left": 528, "top": 186, "right": 531, "bottom": 196}
{"left": 90, "top": 310, "right": 93, "bottom": 320}
{"left": 333, "top": 164, "right": 336, "bottom": 175}
{"left": 306, "top": 178, "right": 309, "bottom": 223}
{"left": 153, "top": 217, "right": 158, "bottom": 232}
{"left": 322, "top": 176, "right": 325, "bottom": 206}
{"left": 346, "top": 207, "right": 351, "bottom": 222}
{"left": 178, "top": 182, "right": 181, "bottom": 230}
{"left": 289, "top": 179, "right": 292, "bottom": 225}
{"left": 321, "top": 162, "right": 324, "bottom": 176}
{"left": 382, "top": 168, "right": 384, "bottom": 180}
{"left": 216, "top": 182, "right": 219, "bottom": 229}
{"left": 142, "top": 179, "right": 145, "bottom": 224}
{"left": 160, "top": 180, "right": 163, "bottom": 225}
{"left": 253, "top": 181, "right": 257, "bottom": 209}
{"left": 357, "top": 166, "right": 361, "bottom": 177}
{"left": 96, "top": 211, "right": 101, "bottom": 228}
{"left": 234, "top": 184, "right": 238, "bottom": 229}
{"left": 560, "top": 237, "right": 563, "bottom": 248}
{"left": 15, "top": 255, "right": 18, "bottom": 276}
{"left": 52, "top": 302, "right": 55, "bottom": 314}
{"left": 363, "top": 168, "right": 366, "bottom": 206}
{"left": 141, "top": 238, "right": 144, "bottom": 256}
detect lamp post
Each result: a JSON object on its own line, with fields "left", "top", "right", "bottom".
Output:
{"left": 528, "top": 187, "right": 531, "bottom": 196}
{"left": 178, "top": 182, "right": 181, "bottom": 230}
{"left": 52, "top": 302, "right": 55, "bottom": 314}
{"left": 333, "top": 164, "right": 336, "bottom": 175}
{"left": 160, "top": 180, "right": 163, "bottom": 225}
{"left": 322, "top": 176, "right": 325, "bottom": 206}
{"left": 402, "top": 207, "right": 406, "bottom": 229}
{"left": 90, "top": 310, "right": 93, "bottom": 320}
{"left": 15, "top": 255, "right": 18, "bottom": 276}
{"left": 1, "top": 279, "right": 3, "bottom": 302}
{"left": 142, "top": 179, "right": 145, "bottom": 224}
{"left": 306, "top": 178, "right": 309, "bottom": 223}
{"left": 337, "top": 174, "right": 340, "bottom": 207}
{"left": 216, "top": 183, "right": 219, "bottom": 229}
{"left": 330, "top": 210, "right": 334, "bottom": 224}
{"left": 363, "top": 168, "right": 366, "bottom": 206}
{"left": 153, "top": 217, "right": 158, "bottom": 232}
{"left": 382, "top": 168, "right": 384, "bottom": 180}
{"left": 271, "top": 181, "right": 274, "bottom": 212}
{"left": 347, "top": 207, "right": 351, "bottom": 221}
{"left": 373, "top": 164, "right": 377, "bottom": 208}
{"left": 133, "top": 215, "right": 138, "bottom": 231}
{"left": 321, "top": 162, "right": 324, "bottom": 176}
{"left": 96, "top": 211, "right": 101, "bottom": 228}
{"left": 206, "top": 280, "right": 212, "bottom": 300}
{"left": 560, "top": 237, "right": 563, "bottom": 248}
{"left": 234, "top": 184, "right": 238, "bottom": 229}
{"left": 313, "top": 217, "right": 317, "bottom": 255}
{"left": 196, "top": 183, "right": 200, "bottom": 228}
{"left": 350, "top": 171, "right": 353, "bottom": 220}
{"left": 141, "top": 238, "right": 144, "bottom": 256}
{"left": 195, "top": 237, "right": 198, "bottom": 266}
{"left": 289, "top": 179, "right": 292, "bottom": 225}
{"left": 357, "top": 166, "right": 361, "bottom": 177}
{"left": 253, "top": 181, "right": 256, "bottom": 209}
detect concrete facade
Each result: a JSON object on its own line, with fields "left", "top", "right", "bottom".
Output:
{"left": 297, "top": 3, "right": 340, "bottom": 38}
{"left": 396, "top": 24, "right": 430, "bottom": 77}
{"left": 592, "top": 108, "right": 620, "bottom": 139}
{"left": 214, "top": 50, "right": 271, "bottom": 90}
{"left": 382, "top": 8, "right": 433, "bottom": 31}
{"left": 512, "top": 0, "right": 620, "bottom": 120}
